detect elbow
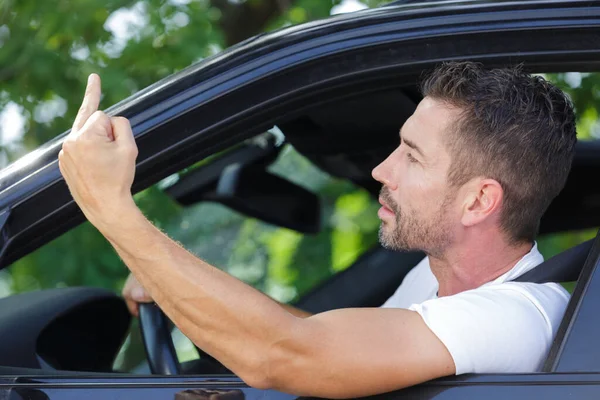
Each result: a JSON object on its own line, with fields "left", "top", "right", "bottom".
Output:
{"left": 241, "top": 370, "right": 273, "bottom": 391}
{"left": 236, "top": 351, "right": 274, "bottom": 390}
{"left": 241, "top": 353, "right": 294, "bottom": 392}
{"left": 238, "top": 344, "right": 294, "bottom": 391}
{"left": 241, "top": 324, "right": 309, "bottom": 392}
{"left": 232, "top": 336, "right": 281, "bottom": 391}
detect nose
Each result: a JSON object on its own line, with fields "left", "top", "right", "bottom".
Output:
{"left": 372, "top": 152, "right": 397, "bottom": 190}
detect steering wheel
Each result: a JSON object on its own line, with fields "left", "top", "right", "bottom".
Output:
{"left": 139, "top": 303, "right": 180, "bottom": 375}
{"left": 139, "top": 303, "right": 227, "bottom": 375}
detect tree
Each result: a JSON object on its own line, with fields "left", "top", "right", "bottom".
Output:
{"left": 0, "top": 0, "right": 391, "bottom": 153}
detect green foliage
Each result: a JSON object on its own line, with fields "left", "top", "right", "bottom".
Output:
{"left": 0, "top": 0, "right": 223, "bottom": 156}
{"left": 545, "top": 72, "right": 600, "bottom": 140}
{"left": 268, "top": 0, "right": 342, "bottom": 28}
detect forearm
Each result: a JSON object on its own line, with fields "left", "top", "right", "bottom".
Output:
{"left": 98, "top": 205, "right": 299, "bottom": 385}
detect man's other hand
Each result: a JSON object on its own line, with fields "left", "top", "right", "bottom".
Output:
{"left": 122, "top": 273, "right": 154, "bottom": 317}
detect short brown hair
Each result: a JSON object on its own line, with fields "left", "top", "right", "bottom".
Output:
{"left": 421, "top": 61, "right": 577, "bottom": 243}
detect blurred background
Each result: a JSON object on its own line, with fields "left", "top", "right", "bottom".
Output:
{"left": 1, "top": 0, "right": 599, "bottom": 372}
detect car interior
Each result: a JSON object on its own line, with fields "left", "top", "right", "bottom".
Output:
{"left": 0, "top": 78, "right": 597, "bottom": 378}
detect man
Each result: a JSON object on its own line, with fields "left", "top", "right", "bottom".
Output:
{"left": 59, "top": 61, "right": 576, "bottom": 398}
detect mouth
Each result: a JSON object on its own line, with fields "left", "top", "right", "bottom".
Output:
{"left": 378, "top": 197, "right": 395, "bottom": 219}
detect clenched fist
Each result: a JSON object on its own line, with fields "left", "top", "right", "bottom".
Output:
{"left": 59, "top": 74, "right": 139, "bottom": 232}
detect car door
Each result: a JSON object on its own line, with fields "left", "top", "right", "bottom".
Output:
{"left": 2, "top": 1, "right": 600, "bottom": 399}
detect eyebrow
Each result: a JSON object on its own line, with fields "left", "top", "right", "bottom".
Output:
{"left": 400, "top": 130, "right": 425, "bottom": 158}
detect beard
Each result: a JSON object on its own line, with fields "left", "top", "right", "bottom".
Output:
{"left": 378, "top": 187, "right": 454, "bottom": 258}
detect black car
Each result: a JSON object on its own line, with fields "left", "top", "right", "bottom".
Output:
{"left": 1, "top": 0, "right": 600, "bottom": 398}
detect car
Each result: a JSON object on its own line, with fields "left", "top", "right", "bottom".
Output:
{"left": 1, "top": 0, "right": 600, "bottom": 398}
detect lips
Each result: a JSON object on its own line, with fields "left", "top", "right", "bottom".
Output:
{"left": 378, "top": 197, "right": 395, "bottom": 220}
{"left": 379, "top": 197, "right": 394, "bottom": 213}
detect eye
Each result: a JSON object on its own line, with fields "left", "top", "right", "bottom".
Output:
{"left": 407, "top": 153, "right": 418, "bottom": 163}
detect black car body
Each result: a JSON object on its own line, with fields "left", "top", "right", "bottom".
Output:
{"left": 1, "top": 0, "right": 600, "bottom": 398}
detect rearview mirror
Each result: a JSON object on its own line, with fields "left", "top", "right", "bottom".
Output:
{"left": 165, "top": 162, "right": 321, "bottom": 234}
{"left": 209, "top": 164, "right": 321, "bottom": 233}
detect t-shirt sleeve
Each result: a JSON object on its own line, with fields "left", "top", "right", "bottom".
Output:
{"left": 408, "top": 285, "right": 563, "bottom": 375}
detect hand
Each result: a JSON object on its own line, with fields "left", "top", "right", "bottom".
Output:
{"left": 59, "top": 74, "right": 139, "bottom": 231}
{"left": 122, "top": 273, "right": 154, "bottom": 317}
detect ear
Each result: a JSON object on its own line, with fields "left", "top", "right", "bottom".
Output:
{"left": 460, "top": 179, "right": 503, "bottom": 227}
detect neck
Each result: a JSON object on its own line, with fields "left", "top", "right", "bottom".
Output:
{"left": 430, "top": 235, "right": 533, "bottom": 297}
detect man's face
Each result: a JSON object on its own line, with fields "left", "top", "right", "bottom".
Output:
{"left": 371, "top": 97, "right": 461, "bottom": 257}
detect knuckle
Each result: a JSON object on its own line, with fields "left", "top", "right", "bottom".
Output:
{"left": 89, "top": 110, "right": 106, "bottom": 122}
{"left": 121, "top": 140, "right": 136, "bottom": 152}
{"left": 57, "top": 156, "right": 66, "bottom": 174}
{"left": 61, "top": 139, "right": 74, "bottom": 152}
{"left": 112, "top": 116, "right": 133, "bottom": 133}
{"left": 98, "top": 112, "right": 112, "bottom": 127}
{"left": 115, "top": 116, "right": 130, "bottom": 126}
{"left": 126, "top": 144, "right": 139, "bottom": 158}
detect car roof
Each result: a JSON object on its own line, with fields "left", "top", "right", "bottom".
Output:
{"left": 385, "top": 0, "right": 507, "bottom": 6}
{"left": 383, "top": 0, "right": 576, "bottom": 8}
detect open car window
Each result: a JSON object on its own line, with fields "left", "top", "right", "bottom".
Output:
{"left": 0, "top": 70, "right": 599, "bottom": 375}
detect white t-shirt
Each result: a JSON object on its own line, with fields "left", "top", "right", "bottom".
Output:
{"left": 381, "top": 243, "right": 570, "bottom": 375}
